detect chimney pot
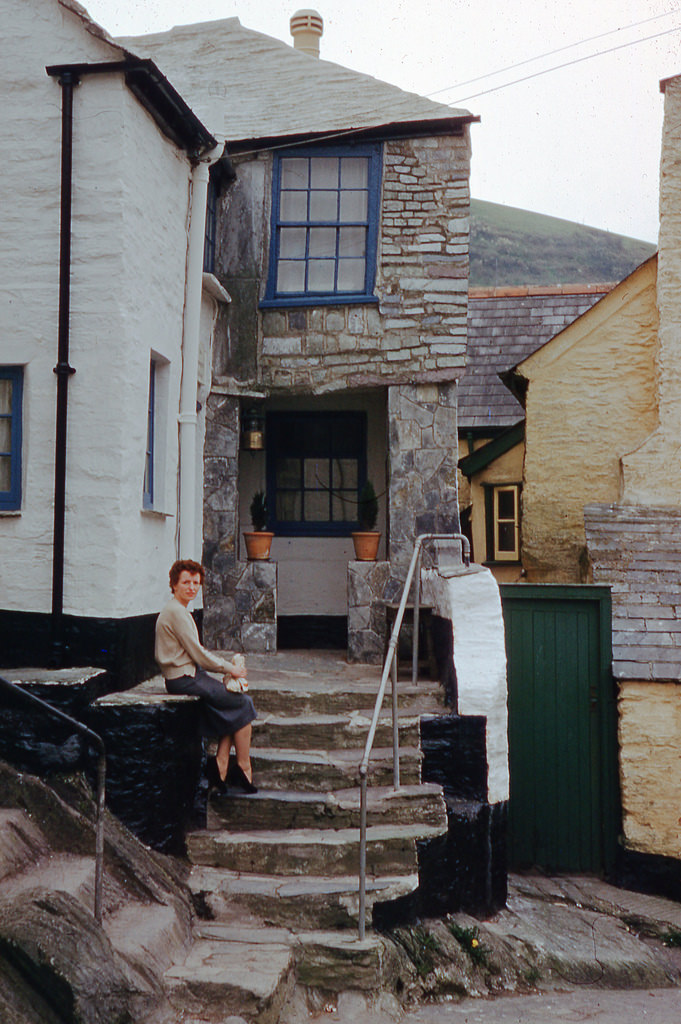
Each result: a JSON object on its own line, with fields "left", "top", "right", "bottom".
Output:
{"left": 290, "top": 9, "right": 323, "bottom": 58}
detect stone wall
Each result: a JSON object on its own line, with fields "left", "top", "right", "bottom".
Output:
{"left": 388, "top": 383, "right": 460, "bottom": 579}
{"left": 215, "top": 132, "right": 470, "bottom": 394}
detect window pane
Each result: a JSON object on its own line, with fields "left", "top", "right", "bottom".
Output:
{"left": 309, "top": 227, "right": 337, "bottom": 258}
{"left": 337, "top": 258, "right": 365, "bottom": 292}
{"left": 304, "top": 458, "right": 328, "bottom": 488}
{"left": 305, "top": 491, "right": 328, "bottom": 521}
{"left": 332, "top": 492, "right": 354, "bottom": 521}
{"left": 279, "top": 227, "right": 307, "bottom": 258}
{"left": 310, "top": 157, "right": 339, "bottom": 188}
{"left": 339, "top": 189, "right": 368, "bottom": 221}
{"left": 280, "top": 190, "right": 308, "bottom": 222}
{"left": 277, "top": 260, "right": 306, "bottom": 293}
{"left": 307, "top": 259, "right": 335, "bottom": 292}
{"left": 309, "top": 190, "right": 338, "bottom": 221}
{"left": 340, "top": 157, "right": 369, "bottom": 189}
{"left": 338, "top": 226, "right": 366, "bottom": 258}
{"left": 332, "top": 458, "right": 358, "bottom": 488}
{"left": 0, "top": 380, "right": 11, "bottom": 415}
{"left": 497, "top": 521, "right": 516, "bottom": 552}
{"left": 0, "top": 419, "right": 11, "bottom": 453}
{"left": 277, "top": 491, "right": 302, "bottom": 521}
{"left": 281, "top": 158, "right": 308, "bottom": 189}
{"left": 0, "top": 455, "right": 10, "bottom": 491}
{"left": 306, "top": 419, "right": 330, "bottom": 456}
{"left": 276, "top": 458, "right": 302, "bottom": 488}
{"left": 497, "top": 489, "right": 516, "bottom": 519}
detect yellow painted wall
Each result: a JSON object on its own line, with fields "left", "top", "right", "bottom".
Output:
{"left": 467, "top": 441, "right": 525, "bottom": 583}
{"left": 517, "top": 259, "right": 659, "bottom": 582}
{"left": 618, "top": 680, "right": 681, "bottom": 859}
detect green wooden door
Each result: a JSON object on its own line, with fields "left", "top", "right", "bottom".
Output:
{"left": 500, "top": 585, "right": 619, "bottom": 874}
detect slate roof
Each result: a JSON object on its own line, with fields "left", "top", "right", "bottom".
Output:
{"left": 460, "top": 285, "right": 614, "bottom": 431}
{"left": 117, "top": 18, "right": 473, "bottom": 145}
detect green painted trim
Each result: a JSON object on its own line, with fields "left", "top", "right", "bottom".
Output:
{"left": 458, "top": 421, "right": 525, "bottom": 477}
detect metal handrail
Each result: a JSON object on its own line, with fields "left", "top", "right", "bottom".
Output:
{"left": 0, "top": 675, "right": 106, "bottom": 924}
{"left": 357, "top": 532, "right": 470, "bottom": 939}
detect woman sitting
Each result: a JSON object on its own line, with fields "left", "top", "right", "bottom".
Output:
{"left": 155, "top": 558, "right": 257, "bottom": 793}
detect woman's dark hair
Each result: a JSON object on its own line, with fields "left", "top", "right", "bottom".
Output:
{"left": 169, "top": 559, "right": 205, "bottom": 589}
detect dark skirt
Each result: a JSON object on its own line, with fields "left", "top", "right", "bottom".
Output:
{"left": 165, "top": 668, "right": 257, "bottom": 738}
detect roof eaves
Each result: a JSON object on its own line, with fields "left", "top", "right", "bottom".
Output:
{"left": 226, "top": 113, "right": 478, "bottom": 154}
{"left": 458, "top": 421, "right": 525, "bottom": 477}
{"left": 46, "top": 57, "right": 217, "bottom": 155}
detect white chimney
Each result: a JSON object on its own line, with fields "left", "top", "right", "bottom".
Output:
{"left": 290, "top": 9, "right": 323, "bottom": 58}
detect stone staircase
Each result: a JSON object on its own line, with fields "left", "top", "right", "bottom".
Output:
{"left": 165, "top": 650, "right": 449, "bottom": 1022}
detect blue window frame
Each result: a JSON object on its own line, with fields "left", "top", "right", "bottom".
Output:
{"left": 0, "top": 367, "right": 23, "bottom": 511}
{"left": 262, "top": 143, "right": 382, "bottom": 307}
{"left": 203, "top": 175, "right": 218, "bottom": 273}
{"left": 143, "top": 359, "right": 155, "bottom": 508}
{"left": 266, "top": 411, "right": 367, "bottom": 536}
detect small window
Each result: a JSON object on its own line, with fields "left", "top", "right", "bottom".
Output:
{"left": 266, "top": 411, "right": 367, "bottom": 535}
{"left": 143, "top": 359, "right": 156, "bottom": 509}
{"left": 0, "top": 367, "right": 23, "bottom": 511}
{"left": 263, "top": 144, "right": 381, "bottom": 306}
{"left": 203, "top": 175, "right": 218, "bottom": 274}
{"left": 485, "top": 483, "right": 521, "bottom": 562}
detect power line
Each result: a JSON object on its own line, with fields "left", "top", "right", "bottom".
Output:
{"left": 232, "top": 21, "right": 681, "bottom": 158}
{"left": 448, "top": 22, "right": 681, "bottom": 104}
{"left": 428, "top": 8, "right": 681, "bottom": 96}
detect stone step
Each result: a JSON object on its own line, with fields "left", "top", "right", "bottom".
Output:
{"left": 293, "top": 928, "right": 402, "bottom": 992}
{"left": 189, "top": 865, "right": 418, "bottom": 930}
{"left": 249, "top": 680, "right": 444, "bottom": 717}
{"left": 207, "top": 783, "right": 447, "bottom": 832}
{"left": 187, "top": 822, "right": 444, "bottom": 877}
{"left": 250, "top": 745, "right": 422, "bottom": 792}
{"left": 165, "top": 922, "right": 295, "bottom": 1024}
{"left": 105, "top": 901, "right": 192, "bottom": 979}
{"left": 0, "top": 852, "right": 96, "bottom": 907}
{"left": 252, "top": 710, "right": 420, "bottom": 750}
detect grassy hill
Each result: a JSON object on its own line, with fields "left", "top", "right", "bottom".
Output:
{"left": 470, "top": 199, "right": 656, "bottom": 287}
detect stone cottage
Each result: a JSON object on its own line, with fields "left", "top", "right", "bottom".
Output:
{"left": 0, "top": 0, "right": 226, "bottom": 679}
{"left": 497, "top": 71, "right": 681, "bottom": 895}
{"left": 120, "top": 12, "right": 477, "bottom": 658}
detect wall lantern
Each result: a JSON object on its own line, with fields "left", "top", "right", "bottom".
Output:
{"left": 241, "top": 405, "right": 265, "bottom": 451}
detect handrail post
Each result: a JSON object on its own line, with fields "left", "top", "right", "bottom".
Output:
{"left": 358, "top": 769, "right": 368, "bottom": 940}
{"left": 411, "top": 544, "right": 423, "bottom": 686}
{"left": 391, "top": 652, "right": 400, "bottom": 790}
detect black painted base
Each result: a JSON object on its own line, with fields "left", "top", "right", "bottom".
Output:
{"left": 0, "top": 610, "right": 157, "bottom": 687}
{"left": 612, "top": 846, "right": 681, "bottom": 904}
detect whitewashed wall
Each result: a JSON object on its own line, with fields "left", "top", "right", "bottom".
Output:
{"left": 0, "top": 0, "right": 202, "bottom": 620}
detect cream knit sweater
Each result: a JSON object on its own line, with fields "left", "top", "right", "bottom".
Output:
{"left": 155, "top": 596, "right": 234, "bottom": 680}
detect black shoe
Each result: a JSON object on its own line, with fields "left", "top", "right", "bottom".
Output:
{"left": 206, "top": 756, "right": 227, "bottom": 793}
{"left": 230, "top": 763, "right": 258, "bottom": 794}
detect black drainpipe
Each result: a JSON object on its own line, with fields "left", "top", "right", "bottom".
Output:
{"left": 51, "top": 70, "right": 79, "bottom": 666}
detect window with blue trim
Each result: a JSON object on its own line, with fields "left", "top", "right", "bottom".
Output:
{"left": 267, "top": 411, "right": 367, "bottom": 536}
{"left": 264, "top": 144, "right": 381, "bottom": 306}
{"left": 0, "top": 367, "right": 23, "bottom": 511}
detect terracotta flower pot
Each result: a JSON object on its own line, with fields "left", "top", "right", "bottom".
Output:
{"left": 244, "top": 531, "right": 274, "bottom": 560}
{"left": 351, "top": 531, "right": 381, "bottom": 561}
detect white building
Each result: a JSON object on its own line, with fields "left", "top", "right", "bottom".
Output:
{"left": 0, "top": 0, "right": 228, "bottom": 679}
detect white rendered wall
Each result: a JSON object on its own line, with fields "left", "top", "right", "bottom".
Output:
{"left": 422, "top": 565, "right": 510, "bottom": 805}
{"left": 0, "top": 0, "right": 200, "bottom": 619}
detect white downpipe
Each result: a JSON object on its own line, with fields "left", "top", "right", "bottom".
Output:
{"left": 178, "top": 148, "right": 222, "bottom": 558}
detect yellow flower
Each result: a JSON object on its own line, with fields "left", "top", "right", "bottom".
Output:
{"left": 471, "top": 939, "right": 479, "bottom": 948}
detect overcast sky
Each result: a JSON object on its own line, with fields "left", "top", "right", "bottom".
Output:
{"left": 84, "top": 0, "right": 681, "bottom": 243}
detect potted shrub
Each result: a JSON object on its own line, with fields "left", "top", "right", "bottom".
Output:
{"left": 352, "top": 480, "right": 381, "bottom": 561}
{"left": 243, "top": 490, "right": 274, "bottom": 560}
